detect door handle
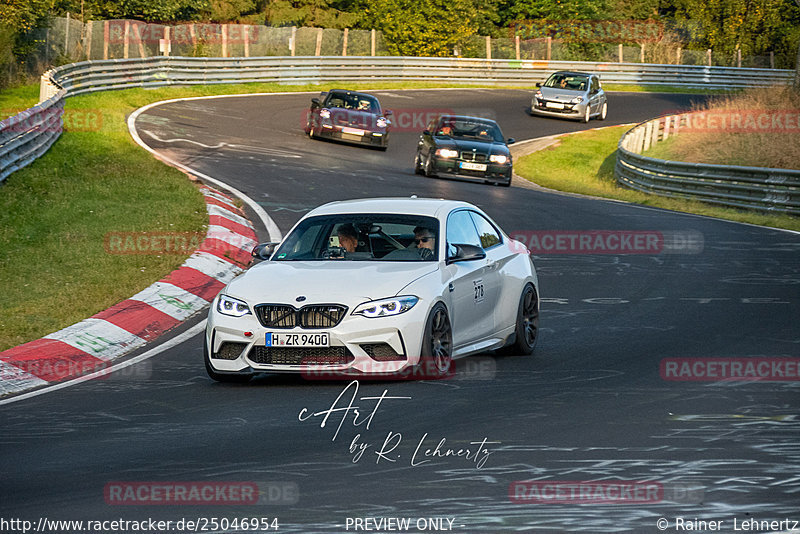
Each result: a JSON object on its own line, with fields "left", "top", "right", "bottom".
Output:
{"left": 448, "top": 283, "right": 455, "bottom": 292}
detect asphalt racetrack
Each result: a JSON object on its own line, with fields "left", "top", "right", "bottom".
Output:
{"left": 1, "top": 89, "right": 799, "bottom": 533}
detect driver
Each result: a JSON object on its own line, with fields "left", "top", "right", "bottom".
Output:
{"left": 357, "top": 99, "right": 371, "bottom": 111}
{"left": 413, "top": 226, "right": 436, "bottom": 260}
{"left": 337, "top": 224, "right": 359, "bottom": 253}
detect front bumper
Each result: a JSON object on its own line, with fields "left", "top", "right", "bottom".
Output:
{"left": 531, "top": 99, "right": 586, "bottom": 120}
{"left": 316, "top": 124, "right": 388, "bottom": 147}
{"left": 206, "top": 296, "right": 429, "bottom": 376}
{"left": 432, "top": 157, "right": 512, "bottom": 183}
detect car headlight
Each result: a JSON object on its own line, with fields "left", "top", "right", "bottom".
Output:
{"left": 217, "top": 294, "right": 252, "bottom": 317}
{"left": 319, "top": 108, "right": 331, "bottom": 119}
{"left": 489, "top": 154, "right": 508, "bottom": 164}
{"left": 570, "top": 97, "right": 584, "bottom": 104}
{"left": 352, "top": 296, "right": 419, "bottom": 318}
{"left": 534, "top": 91, "right": 542, "bottom": 99}
{"left": 436, "top": 148, "right": 459, "bottom": 158}
{"left": 376, "top": 117, "right": 388, "bottom": 128}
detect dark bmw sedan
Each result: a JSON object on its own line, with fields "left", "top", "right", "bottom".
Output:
{"left": 414, "top": 115, "right": 515, "bottom": 186}
{"left": 305, "top": 89, "right": 392, "bottom": 150}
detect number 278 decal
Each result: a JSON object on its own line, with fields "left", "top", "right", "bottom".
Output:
{"left": 473, "top": 279, "right": 485, "bottom": 303}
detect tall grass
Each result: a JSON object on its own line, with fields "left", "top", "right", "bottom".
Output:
{"left": 647, "top": 86, "right": 800, "bottom": 169}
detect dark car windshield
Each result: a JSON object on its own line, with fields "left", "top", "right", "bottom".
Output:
{"left": 272, "top": 214, "right": 440, "bottom": 262}
{"left": 544, "top": 73, "right": 589, "bottom": 91}
{"left": 435, "top": 119, "right": 504, "bottom": 143}
{"left": 324, "top": 92, "right": 380, "bottom": 113}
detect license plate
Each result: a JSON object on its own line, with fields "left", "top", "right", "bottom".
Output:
{"left": 266, "top": 332, "right": 330, "bottom": 347}
{"left": 460, "top": 161, "right": 487, "bottom": 171}
{"left": 341, "top": 127, "right": 365, "bottom": 136}
{"left": 545, "top": 102, "right": 564, "bottom": 109}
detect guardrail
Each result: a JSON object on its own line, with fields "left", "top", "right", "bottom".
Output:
{"left": 0, "top": 89, "right": 66, "bottom": 183}
{"left": 615, "top": 115, "right": 800, "bottom": 215}
{"left": 0, "top": 55, "right": 795, "bottom": 185}
{"left": 45, "top": 56, "right": 794, "bottom": 98}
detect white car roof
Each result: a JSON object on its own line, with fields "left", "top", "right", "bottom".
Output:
{"left": 307, "top": 197, "right": 477, "bottom": 219}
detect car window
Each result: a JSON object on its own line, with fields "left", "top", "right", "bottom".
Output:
{"left": 469, "top": 212, "right": 502, "bottom": 249}
{"left": 324, "top": 93, "right": 379, "bottom": 112}
{"left": 592, "top": 77, "right": 601, "bottom": 92}
{"left": 273, "top": 214, "right": 439, "bottom": 262}
{"left": 544, "top": 74, "right": 589, "bottom": 91}
{"left": 436, "top": 118, "right": 503, "bottom": 143}
{"left": 446, "top": 210, "right": 482, "bottom": 258}
{"left": 325, "top": 94, "right": 346, "bottom": 108}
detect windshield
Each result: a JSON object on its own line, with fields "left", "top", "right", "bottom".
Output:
{"left": 324, "top": 92, "right": 380, "bottom": 113}
{"left": 434, "top": 118, "right": 504, "bottom": 143}
{"left": 544, "top": 73, "right": 589, "bottom": 91}
{"left": 272, "top": 214, "right": 440, "bottom": 262}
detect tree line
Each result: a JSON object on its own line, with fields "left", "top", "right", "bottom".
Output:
{"left": 2, "top": 0, "right": 799, "bottom": 76}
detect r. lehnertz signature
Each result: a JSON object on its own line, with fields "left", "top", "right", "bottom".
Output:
{"left": 297, "top": 380, "right": 499, "bottom": 469}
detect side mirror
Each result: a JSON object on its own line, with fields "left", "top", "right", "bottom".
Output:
{"left": 251, "top": 242, "right": 280, "bottom": 261}
{"left": 535, "top": 82, "right": 542, "bottom": 88}
{"left": 311, "top": 97, "right": 320, "bottom": 107}
{"left": 447, "top": 244, "right": 486, "bottom": 264}
{"left": 507, "top": 138, "right": 515, "bottom": 145}
{"left": 384, "top": 109, "right": 393, "bottom": 116}
{"left": 422, "top": 129, "right": 431, "bottom": 136}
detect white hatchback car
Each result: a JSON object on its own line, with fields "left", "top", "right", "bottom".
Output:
{"left": 204, "top": 198, "right": 539, "bottom": 382}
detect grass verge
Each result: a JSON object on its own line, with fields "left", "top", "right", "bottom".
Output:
{"left": 0, "top": 83, "right": 41, "bottom": 119}
{"left": 514, "top": 125, "right": 800, "bottom": 232}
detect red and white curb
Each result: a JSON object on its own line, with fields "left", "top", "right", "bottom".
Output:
{"left": 0, "top": 185, "right": 257, "bottom": 397}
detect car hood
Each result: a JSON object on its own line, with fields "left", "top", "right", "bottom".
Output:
{"left": 436, "top": 138, "right": 509, "bottom": 155}
{"left": 328, "top": 108, "right": 381, "bottom": 128}
{"left": 224, "top": 261, "right": 439, "bottom": 305}
{"left": 539, "top": 86, "right": 585, "bottom": 102}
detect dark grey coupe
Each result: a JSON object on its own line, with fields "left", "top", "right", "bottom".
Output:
{"left": 414, "top": 115, "right": 515, "bottom": 187}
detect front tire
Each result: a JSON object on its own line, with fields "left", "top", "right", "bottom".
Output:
{"left": 581, "top": 106, "right": 591, "bottom": 123}
{"left": 424, "top": 152, "right": 437, "bottom": 178}
{"left": 418, "top": 303, "right": 452, "bottom": 378}
{"left": 500, "top": 283, "right": 539, "bottom": 355}
{"left": 414, "top": 151, "right": 424, "bottom": 175}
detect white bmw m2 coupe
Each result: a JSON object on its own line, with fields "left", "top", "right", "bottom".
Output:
{"left": 205, "top": 198, "right": 539, "bottom": 382}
